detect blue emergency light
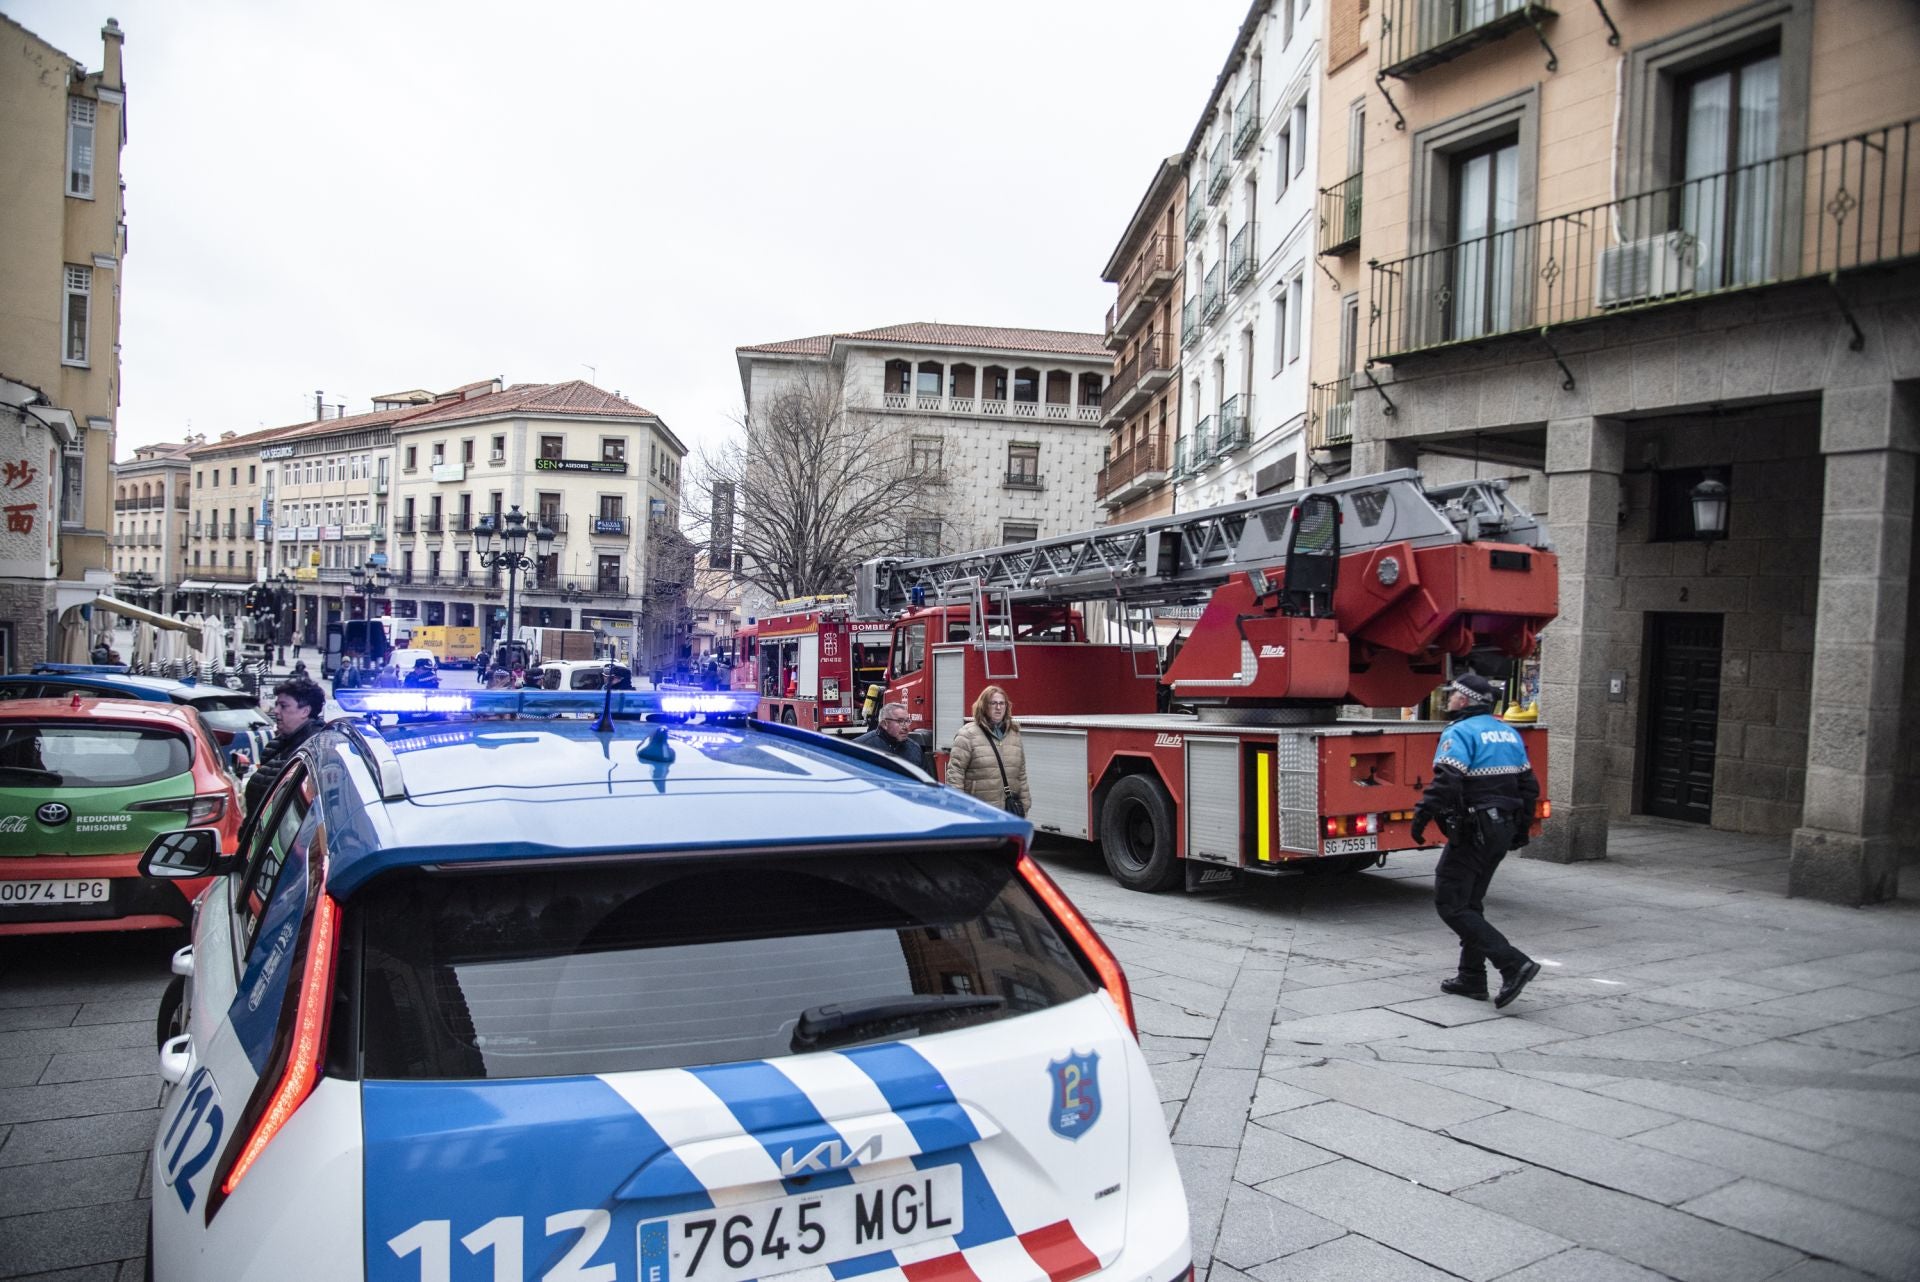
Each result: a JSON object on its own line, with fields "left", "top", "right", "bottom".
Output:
{"left": 331, "top": 688, "right": 760, "bottom": 720}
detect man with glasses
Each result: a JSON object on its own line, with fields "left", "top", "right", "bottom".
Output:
{"left": 855, "top": 702, "right": 927, "bottom": 770}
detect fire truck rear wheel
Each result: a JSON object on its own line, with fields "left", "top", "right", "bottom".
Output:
{"left": 1100, "top": 774, "right": 1181, "bottom": 892}
{"left": 780, "top": 706, "right": 798, "bottom": 725}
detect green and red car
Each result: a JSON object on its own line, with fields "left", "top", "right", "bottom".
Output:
{"left": 0, "top": 696, "right": 242, "bottom": 935}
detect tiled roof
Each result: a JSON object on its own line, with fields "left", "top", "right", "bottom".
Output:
{"left": 184, "top": 405, "right": 423, "bottom": 458}
{"left": 740, "top": 323, "right": 1109, "bottom": 360}
{"left": 395, "top": 379, "right": 658, "bottom": 426}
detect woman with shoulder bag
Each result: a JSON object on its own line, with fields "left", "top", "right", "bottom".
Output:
{"left": 946, "top": 684, "right": 1032, "bottom": 816}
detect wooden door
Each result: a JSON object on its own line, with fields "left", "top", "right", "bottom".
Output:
{"left": 1643, "top": 613, "right": 1723, "bottom": 823}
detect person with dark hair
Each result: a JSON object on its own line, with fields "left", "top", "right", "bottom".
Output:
{"left": 1413, "top": 672, "right": 1543, "bottom": 1009}
{"left": 236, "top": 676, "right": 328, "bottom": 814}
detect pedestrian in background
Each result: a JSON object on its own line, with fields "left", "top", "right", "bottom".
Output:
{"left": 237, "top": 676, "right": 327, "bottom": 815}
{"left": 946, "top": 685, "right": 1030, "bottom": 816}
{"left": 1413, "top": 673, "right": 1542, "bottom": 1009}
{"left": 855, "top": 702, "right": 927, "bottom": 770}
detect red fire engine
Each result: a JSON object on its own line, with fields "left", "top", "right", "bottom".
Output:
{"left": 728, "top": 623, "right": 758, "bottom": 694}
{"left": 752, "top": 595, "right": 894, "bottom": 730}
{"left": 856, "top": 470, "right": 1557, "bottom": 891}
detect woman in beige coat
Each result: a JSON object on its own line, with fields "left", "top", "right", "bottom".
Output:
{"left": 946, "top": 685, "right": 1032, "bottom": 814}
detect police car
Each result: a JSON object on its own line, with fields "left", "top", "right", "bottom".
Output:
{"left": 138, "top": 687, "right": 1190, "bottom": 1282}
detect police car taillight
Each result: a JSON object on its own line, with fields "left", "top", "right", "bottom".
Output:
{"left": 1016, "top": 852, "right": 1136, "bottom": 1037}
{"left": 218, "top": 890, "right": 340, "bottom": 1200}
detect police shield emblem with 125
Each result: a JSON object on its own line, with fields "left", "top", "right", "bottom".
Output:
{"left": 1047, "top": 1050, "right": 1101, "bottom": 1140}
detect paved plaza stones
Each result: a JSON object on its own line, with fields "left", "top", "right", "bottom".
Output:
{"left": 0, "top": 819, "right": 1916, "bottom": 1279}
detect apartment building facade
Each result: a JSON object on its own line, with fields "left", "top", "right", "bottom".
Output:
{"left": 1304, "top": 0, "right": 1372, "bottom": 474}
{"left": 109, "top": 442, "right": 190, "bottom": 610}
{"left": 266, "top": 408, "right": 406, "bottom": 643}
{"left": 737, "top": 323, "right": 1111, "bottom": 560}
{"left": 1097, "top": 159, "right": 1185, "bottom": 523}
{"left": 1177, "top": 0, "right": 1323, "bottom": 510}
{"left": 182, "top": 427, "right": 288, "bottom": 616}
{"left": 1346, "top": 0, "right": 1920, "bottom": 902}
{"left": 385, "top": 380, "right": 688, "bottom": 662}
{"left": 0, "top": 15, "right": 127, "bottom": 666}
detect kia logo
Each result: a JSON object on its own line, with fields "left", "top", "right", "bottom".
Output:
{"left": 35, "top": 802, "right": 71, "bottom": 826}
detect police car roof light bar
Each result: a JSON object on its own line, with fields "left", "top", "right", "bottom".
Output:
{"left": 330, "top": 688, "right": 761, "bottom": 720}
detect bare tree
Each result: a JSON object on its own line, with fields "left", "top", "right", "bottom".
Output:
{"left": 686, "top": 371, "right": 946, "bottom": 601}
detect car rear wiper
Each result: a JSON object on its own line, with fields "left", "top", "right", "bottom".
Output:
{"left": 0, "top": 765, "right": 62, "bottom": 783}
{"left": 792, "top": 994, "right": 1006, "bottom": 1052}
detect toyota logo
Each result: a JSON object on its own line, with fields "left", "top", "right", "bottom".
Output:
{"left": 35, "top": 802, "right": 71, "bottom": 827}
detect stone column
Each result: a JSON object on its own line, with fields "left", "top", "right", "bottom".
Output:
{"left": 1533, "top": 416, "right": 1624, "bottom": 863}
{"left": 1789, "top": 380, "right": 1917, "bottom": 904}
{"left": 1349, "top": 438, "right": 1418, "bottom": 475}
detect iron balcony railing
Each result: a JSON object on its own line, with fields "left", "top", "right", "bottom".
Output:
{"left": 1181, "top": 297, "right": 1199, "bottom": 349}
{"left": 1379, "top": 0, "right": 1556, "bottom": 79}
{"left": 1112, "top": 233, "right": 1176, "bottom": 337}
{"left": 1216, "top": 394, "right": 1252, "bottom": 454}
{"left": 1369, "top": 118, "right": 1920, "bottom": 362}
{"left": 1229, "top": 224, "right": 1256, "bottom": 291}
{"left": 1309, "top": 377, "right": 1356, "bottom": 448}
{"left": 1207, "top": 137, "right": 1229, "bottom": 202}
{"left": 1174, "top": 435, "right": 1192, "bottom": 477}
{"left": 1104, "top": 331, "right": 1171, "bottom": 418}
{"left": 1191, "top": 415, "right": 1214, "bottom": 468}
{"left": 1096, "top": 434, "right": 1171, "bottom": 500}
{"left": 1319, "top": 173, "right": 1363, "bottom": 254}
{"left": 424, "top": 514, "right": 443, "bottom": 534}
{"left": 1003, "top": 470, "right": 1045, "bottom": 491}
{"left": 1233, "top": 81, "right": 1260, "bottom": 157}
{"left": 1187, "top": 182, "right": 1207, "bottom": 236}
{"left": 1201, "top": 264, "right": 1224, "bottom": 323}
{"left": 395, "top": 517, "right": 414, "bottom": 534}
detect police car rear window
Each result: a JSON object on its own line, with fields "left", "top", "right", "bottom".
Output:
{"left": 0, "top": 724, "right": 190, "bottom": 789}
{"left": 353, "top": 849, "right": 1097, "bottom": 1079}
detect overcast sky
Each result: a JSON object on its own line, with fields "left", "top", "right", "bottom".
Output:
{"left": 7, "top": 0, "right": 1248, "bottom": 460}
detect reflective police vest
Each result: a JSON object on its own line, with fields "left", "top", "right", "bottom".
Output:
{"left": 1433, "top": 712, "right": 1531, "bottom": 780}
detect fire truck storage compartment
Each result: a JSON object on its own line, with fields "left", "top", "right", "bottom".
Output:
{"left": 1022, "top": 728, "right": 1090, "bottom": 839}
{"left": 1185, "top": 737, "right": 1242, "bottom": 865}
{"left": 1276, "top": 730, "right": 1322, "bottom": 855}
{"left": 934, "top": 647, "right": 968, "bottom": 749}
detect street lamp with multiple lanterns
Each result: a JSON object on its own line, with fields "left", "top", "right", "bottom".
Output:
{"left": 474, "top": 505, "right": 555, "bottom": 653}
{"left": 348, "top": 558, "right": 390, "bottom": 627}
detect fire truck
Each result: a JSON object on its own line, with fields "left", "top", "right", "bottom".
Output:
{"left": 752, "top": 595, "right": 894, "bottom": 730}
{"left": 855, "top": 469, "right": 1558, "bottom": 891}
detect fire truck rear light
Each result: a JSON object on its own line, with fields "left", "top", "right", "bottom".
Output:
{"left": 1360, "top": 813, "right": 1379, "bottom": 835}
{"left": 1324, "top": 817, "right": 1341, "bottom": 837}
{"left": 1018, "top": 853, "right": 1135, "bottom": 1036}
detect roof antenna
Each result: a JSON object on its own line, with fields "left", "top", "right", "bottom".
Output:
{"left": 593, "top": 663, "right": 617, "bottom": 733}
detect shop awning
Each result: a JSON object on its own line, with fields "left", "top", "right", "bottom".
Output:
{"left": 176, "top": 580, "right": 215, "bottom": 591}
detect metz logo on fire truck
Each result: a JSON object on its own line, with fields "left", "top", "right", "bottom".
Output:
{"left": 1258, "top": 645, "right": 1287, "bottom": 659}
{"left": 1153, "top": 733, "right": 1183, "bottom": 748}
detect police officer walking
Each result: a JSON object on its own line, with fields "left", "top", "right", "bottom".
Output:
{"left": 1412, "top": 673, "right": 1543, "bottom": 1009}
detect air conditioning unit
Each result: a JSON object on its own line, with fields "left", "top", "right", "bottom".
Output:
{"left": 1597, "top": 235, "right": 1692, "bottom": 308}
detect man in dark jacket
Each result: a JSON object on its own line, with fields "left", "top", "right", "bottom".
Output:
{"left": 237, "top": 676, "right": 327, "bottom": 815}
{"left": 1413, "top": 673, "right": 1543, "bottom": 1009}
{"left": 854, "top": 702, "right": 927, "bottom": 771}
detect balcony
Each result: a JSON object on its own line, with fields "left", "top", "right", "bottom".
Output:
{"left": 1318, "top": 173, "right": 1363, "bottom": 255}
{"left": 1098, "top": 435, "right": 1171, "bottom": 507}
{"left": 221, "top": 523, "right": 236, "bottom": 539}
{"left": 1186, "top": 181, "right": 1207, "bottom": 237}
{"left": 1233, "top": 81, "right": 1260, "bottom": 158}
{"left": 1101, "top": 332, "right": 1175, "bottom": 425}
{"left": 423, "top": 515, "right": 444, "bottom": 534}
{"left": 1310, "top": 377, "right": 1356, "bottom": 449}
{"left": 1228, "top": 224, "right": 1256, "bottom": 291}
{"left": 1206, "top": 137, "right": 1229, "bottom": 203}
{"left": 1216, "top": 394, "right": 1252, "bottom": 455}
{"left": 1181, "top": 297, "right": 1199, "bottom": 350}
{"left": 528, "top": 575, "right": 628, "bottom": 598}
{"left": 538, "top": 512, "right": 568, "bottom": 535}
{"left": 1200, "top": 264, "right": 1224, "bottom": 324}
{"left": 1368, "top": 118, "right": 1920, "bottom": 362}
{"left": 372, "top": 477, "right": 388, "bottom": 496}
{"left": 1189, "top": 416, "right": 1214, "bottom": 471}
{"left": 394, "top": 517, "right": 414, "bottom": 535}
{"left": 1379, "top": 0, "right": 1556, "bottom": 79}
{"left": 1106, "top": 233, "right": 1178, "bottom": 346}
{"left": 1003, "top": 470, "right": 1045, "bottom": 492}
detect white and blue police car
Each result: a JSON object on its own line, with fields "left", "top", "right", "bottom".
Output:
{"left": 137, "top": 688, "right": 1191, "bottom": 1282}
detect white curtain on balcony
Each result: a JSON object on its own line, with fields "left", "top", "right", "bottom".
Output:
{"left": 1681, "top": 52, "right": 1781, "bottom": 292}
{"left": 1451, "top": 142, "right": 1519, "bottom": 340}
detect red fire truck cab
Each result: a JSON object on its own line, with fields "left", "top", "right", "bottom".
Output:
{"left": 754, "top": 597, "right": 893, "bottom": 731}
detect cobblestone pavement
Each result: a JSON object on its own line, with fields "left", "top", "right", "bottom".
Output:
{"left": 1036, "top": 822, "right": 1920, "bottom": 1282}
{"left": 1, "top": 821, "right": 1916, "bottom": 1280}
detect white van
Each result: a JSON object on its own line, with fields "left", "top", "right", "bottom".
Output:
{"left": 529, "top": 659, "right": 646, "bottom": 691}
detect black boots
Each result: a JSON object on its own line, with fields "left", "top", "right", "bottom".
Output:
{"left": 1495, "top": 960, "right": 1542, "bottom": 1009}
{"left": 1440, "top": 975, "right": 1489, "bottom": 1000}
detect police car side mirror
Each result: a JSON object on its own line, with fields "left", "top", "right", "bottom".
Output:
{"left": 140, "top": 828, "right": 237, "bottom": 879}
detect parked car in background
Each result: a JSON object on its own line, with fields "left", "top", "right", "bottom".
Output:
{"left": 0, "top": 697, "right": 242, "bottom": 936}
{"left": 0, "top": 666, "right": 272, "bottom": 770}
{"left": 381, "top": 649, "right": 439, "bottom": 687}
{"left": 135, "top": 687, "right": 1191, "bottom": 1281}
{"left": 527, "top": 659, "right": 643, "bottom": 691}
